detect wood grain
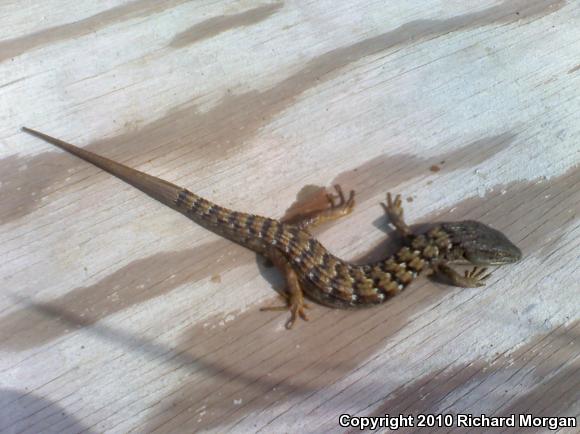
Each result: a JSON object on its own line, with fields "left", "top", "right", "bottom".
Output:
{"left": 1, "top": 0, "right": 578, "bottom": 433}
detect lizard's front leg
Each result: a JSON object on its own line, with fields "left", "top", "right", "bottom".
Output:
{"left": 281, "top": 184, "right": 355, "bottom": 230}
{"left": 382, "top": 192, "right": 413, "bottom": 237}
{"left": 432, "top": 263, "right": 492, "bottom": 288}
{"left": 260, "top": 248, "right": 310, "bottom": 329}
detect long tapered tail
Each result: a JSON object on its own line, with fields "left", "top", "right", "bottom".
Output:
{"left": 22, "top": 127, "right": 184, "bottom": 210}
{"left": 21, "top": 127, "right": 284, "bottom": 255}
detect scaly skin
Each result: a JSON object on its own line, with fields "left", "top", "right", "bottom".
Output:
{"left": 22, "top": 128, "right": 522, "bottom": 329}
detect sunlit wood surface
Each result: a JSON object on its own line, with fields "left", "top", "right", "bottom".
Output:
{"left": 1, "top": 1, "right": 579, "bottom": 433}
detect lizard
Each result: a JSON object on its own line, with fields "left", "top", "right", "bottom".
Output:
{"left": 22, "top": 127, "right": 522, "bottom": 329}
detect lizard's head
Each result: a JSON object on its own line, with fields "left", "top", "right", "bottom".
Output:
{"left": 440, "top": 221, "right": 522, "bottom": 266}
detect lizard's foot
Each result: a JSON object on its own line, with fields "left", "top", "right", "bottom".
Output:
{"left": 327, "top": 184, "right": 355, "bottom": 214}
{"left": 383, "top": 192, "right": 404, "bottom": 220}
{"left": 260, "top": 291, "right": 310, "bottom": 329}
{"left": 262, "top": 248, "right": 310, "bottom": 329}
{"left": 382, "top": 192, "right": 412, "bottom": 236}
{"left": 464, "top": 266, "right": 492, "bottom": 287}
{"left": 432, "top": 263, "right": 492, "bottom": 288}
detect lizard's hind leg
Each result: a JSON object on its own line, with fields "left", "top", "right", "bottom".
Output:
{"left": 260, "top": 249, "right": 310, "bottom": 329}
{"left": 263, "top": 184, "right": 354, "bottom": 269}
{"left": 282, "top": 184, "right": 355, "bottom": 231}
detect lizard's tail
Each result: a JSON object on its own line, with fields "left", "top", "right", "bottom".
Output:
{"left": 21, "top": 127, "right": 279, "bottom": 254}
{"left": 22, "top": 127, "right": 184, "bottom": 210}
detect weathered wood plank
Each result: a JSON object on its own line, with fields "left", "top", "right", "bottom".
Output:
{"left": 1, "top": 0, "right": 578, "bottom": 432}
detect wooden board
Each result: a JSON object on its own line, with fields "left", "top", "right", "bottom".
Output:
{"left": 1, "top": 0, "right": 578, "bottom": 432}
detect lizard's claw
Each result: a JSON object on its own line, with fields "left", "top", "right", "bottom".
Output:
{"left": 286, "top": 300, "right": 310, "bottom": 329}
{"left": 464, "top": 267, "right": 492, "bottom": 287}
{"left": 327, "top": 184, "right": 355, "bottom": 212}
{"left": 260, "top": 292, "right": 310, "bottom": 329}
{"left": 381, "top": 192, "right": 413, "bottom": 237}
{"left": 383, "top": 192, "right": 404, "bottom": 220}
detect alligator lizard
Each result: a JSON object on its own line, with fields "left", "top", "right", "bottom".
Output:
{"left": 22, "top": 127, "right": 522, "bottom": 329}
